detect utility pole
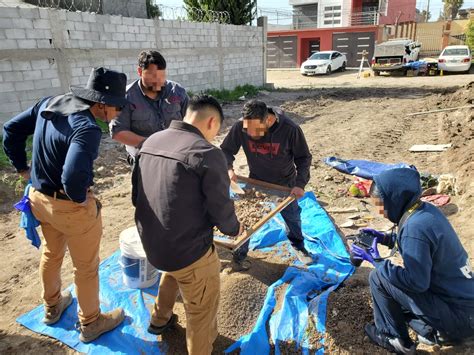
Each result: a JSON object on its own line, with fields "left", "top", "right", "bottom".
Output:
{"left": 426, "top": 0, "right": 430, "bottom": 22}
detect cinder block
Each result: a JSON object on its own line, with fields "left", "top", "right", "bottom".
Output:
{"left": 26, "top": 29, "right": 52, "bottom": 39}
{"left": 135, "top": 34, "right": 146, "bottom": 42}
{"left": 17, "top": 40, "right": 37, "bottom": 49}
{"left": 88, "top": 32, "right": 100, "bottom": 41}
{"left": 88, "top": 23, "right": 102, "bottom": 33}
{"left": 31, "top": 59, "right": 51, "bottom": 70}
{"left": 134, "top": 18, "right": 145, "bottom": 26}
{"left": 21, "top": 100, "right": 38, "bottom": 111}
{"left": 34, "top": 79, "right": 53, "bottom": 90}
{"left": 103, "top": 58, "right": 117, "bottom": 66}
{"left": 103, "top": 24, "right": 116, "bottom": 33}
{"left": 75, "top": 22, "right": 90, "bottom": 32}
{"left": 112, "top": 33, "right": 124, "bottom": 41}
{"left": 71, "top": 67, "right": 83, "bottom": 77}
{"left": 15, "top": 18, "right": 34, "bottom": 29}
{"left": 16, "top": 61, "right": 32, "bottom": 71}
{"left": 106, "top": 41, "right": 119, "bottom": 49}
{"left": 99, "top": 32, "right": 113, "bottom": 41}
{"left": 123, "top": 17, "right": 134, "bottom": 26}
{"left": 51, "top": 78, "right": 61, "bottom": 87}
{"left": 124, "top": 33, "right": 135, "bottom": 41}
{"left": 0, "top": 60, "right": 13, "bottom": 71}
{"left": 82, "top": 12, "right": 96, "bottom": 23}
{"left": 110, "top": 16, "right": 123, "bottom": 25}
{"left": 23, "top": 71, "right": 42, "bottom": 80}
{"left": 139, "top": 26, "right": 149, "bottom": 34}
{"left": 0, "top": 8, "right": 19, "bottom": 18}
{"left": 0, "top": 82, "right": 15, "bottom": 93}
{"left": 70, "top": 31, "right": 84, "bottom": 40}
{"left": 116, "top": 25, "right": 128, "bottom": 32}
{"left": 66, "top": 12, "right": 82, "bottom": 22}
{"left": 128, "top": 26, "right": 139, "bottom": 34}
{"left": 33, "top": 19, "right": 50, "bottom": 30}
{"left": 3, "top": 71, "right": 23, "bottom": 81}
{"left": 119, "top": 41, "right": 131, "bottom": 49}
{"left": 5, "top": 29, "right": 26, "bottom": 39}
{"left": 19, "top": 8, "right": 40, "bottom": 19}
{"left": 37, "top": 40, "right": 53, "bottom": 49}
{"left": 145, "top": 19, "right": 154, "bottom": 27}
{"left": 41, "top": 69, "right": 58, "bottom": 79}
{"left": 0, "top": 18, "right": 13, "bottom": 29}
{"left": 38, "top": 8, "right": 49, "bottom": 19}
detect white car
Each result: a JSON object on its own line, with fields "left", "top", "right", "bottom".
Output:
{"left": 438, "top": 45, "right": 472, "bottom": 73}
{"left": 300, "top": 51, "right": 347, "bottom": 75}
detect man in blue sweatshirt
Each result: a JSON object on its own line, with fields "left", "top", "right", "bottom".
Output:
{"left": 350, "top": 168, "right": 474, "bottom": 354}
{"left": 2, "top": 68, "right": 128, "bottom": 343}
{"left": 221, "top": 100, "right": 312, "bottom": 270}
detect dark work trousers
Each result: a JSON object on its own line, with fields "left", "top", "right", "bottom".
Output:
{"left": 369, "top": 269, "right": 474, "bottom": 343}
{"left": 232, "top": 200, "right": 305, "bottom": 262}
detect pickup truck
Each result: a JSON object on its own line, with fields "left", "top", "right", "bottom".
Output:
{"left": 371, "top": 39, "right": 421, "bottom": 75}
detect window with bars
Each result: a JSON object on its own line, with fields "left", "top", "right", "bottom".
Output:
{"left": 323, "top": 5, "right": 342, "bottom": 25}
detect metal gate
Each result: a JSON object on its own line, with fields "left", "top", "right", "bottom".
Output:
{"left": 267, "top": 36, "right": 297, "bottom": 68}
{"left": 332, "top": 32, "right": 375, "bottom": 67}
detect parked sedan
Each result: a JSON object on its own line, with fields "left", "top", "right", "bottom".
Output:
{"left": 438, "top": 45, "right": 472, "bottom": 73}
{"left": 300, "top": 51, "right": 347, "bottom": 75}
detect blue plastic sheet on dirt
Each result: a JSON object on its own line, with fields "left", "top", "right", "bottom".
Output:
{"left": 17, "top": 251, "right": 165, "bottom": 354}
{"left": 225, "top": 192, "right": 354, "bottom": 354}
{"left": 324, "top": 156, "right": 414, "bottom": 179}
{"left": 17, "top": 192, "right": 353, "bottom": 354}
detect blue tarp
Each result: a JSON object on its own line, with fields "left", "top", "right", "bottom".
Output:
{"left": 17, "top": 192, "right": 353, "bottom": 354}
{"left": 324, "top": 156, "right": 413, "bottom": 179}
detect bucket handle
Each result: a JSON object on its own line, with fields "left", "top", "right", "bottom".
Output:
{"left": 118, "top": 261, "right": 140, "bottom": 269}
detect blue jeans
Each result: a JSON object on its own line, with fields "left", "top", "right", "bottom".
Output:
{"left": 369, "top": 269, "right": 474, "bottom": 342}
{"left": 232, "top": 200, "right": 304, "bottom": 262}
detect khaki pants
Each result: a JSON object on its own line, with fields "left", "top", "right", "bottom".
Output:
{"left": 152, "top": 245, "right": 220, "bottom": 355}
{"left": 29, "top": 188, "right": 102, "bottom": 325}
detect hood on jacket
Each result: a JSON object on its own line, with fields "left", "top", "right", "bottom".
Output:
{"left": 373, "top": 168, "right": 421, "bottom": 224}
{"left": 41, "top": 94, "right": 91, "bottom": 119}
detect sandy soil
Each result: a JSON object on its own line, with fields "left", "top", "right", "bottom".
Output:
{"left": 1, "top": 71, "right": 473, "bottom": 354}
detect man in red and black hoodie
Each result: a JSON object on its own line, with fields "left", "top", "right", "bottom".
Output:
{"left": 221, "top": 99, "right": 313, "bottom": 270}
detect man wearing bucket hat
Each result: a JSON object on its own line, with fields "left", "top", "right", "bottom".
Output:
{"left": 2, "top": 67, "right": 128, "bottom": 342}
{"left": 133, "top": 95, "right": 242, "bottom": 354}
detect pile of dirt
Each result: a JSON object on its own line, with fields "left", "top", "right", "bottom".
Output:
{"left": 324, "top": 268, "right": 388, "bottom": 354}
{"left": 425, "top": 81, "right": 474, "bottom": 109}
{"left": 233, "top": 188, "right": 273, "bottom": 230}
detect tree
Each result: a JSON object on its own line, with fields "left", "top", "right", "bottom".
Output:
{"left": 146, "top": 0, "right": 162, "bottom": 19}
{"left": 442, "top": 0, "right": 464, "bottom": 20}
{"left": 416, "top": 8, "right": 431, "bottom": 22}
{"left": 184, "top": 0, "right": 257, "bottom": 25}
{"left": 466, "top": 19, "right": 474, "bottom": 51}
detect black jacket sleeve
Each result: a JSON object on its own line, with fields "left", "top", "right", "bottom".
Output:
{"left": 2, "top": 98, "right": 48, "bottom": 172}
{"left": 201, "top": 148, "right": 240, "bottom": 236}
{"left": 220, "top": 121, "right": 243, "bottom": 169}
{"left": 292, "top": 126, "right": 312, "bottom": 189}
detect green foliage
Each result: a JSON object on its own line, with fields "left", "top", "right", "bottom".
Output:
{"left": 183, "top": 0, "right": 256, "bottom": 25}
{"left": 467, "top": 19, "right": 474, "bottom": 52}
{"left": 442, "top": 0, "right": 464, "bottom": 20}
{"left": 202, "top": 84, "right": 262, "bottom": 102}
{"left": 0, "top": 136, "right": 33, "bottom": 169}
{"left": 146, "top": 0, "right": 162, "bottom": 19}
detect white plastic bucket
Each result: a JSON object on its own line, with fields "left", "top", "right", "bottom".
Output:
{"left": 119, "top": 226, "right": 160, "bottom": 289}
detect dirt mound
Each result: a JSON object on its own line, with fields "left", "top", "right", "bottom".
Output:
{"left": 425, "top": 81, "right": 474, "bottom": 109}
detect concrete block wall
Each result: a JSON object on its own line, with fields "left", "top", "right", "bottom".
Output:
{"left": 0, "top": 7, "right": 265, "bottom": 126}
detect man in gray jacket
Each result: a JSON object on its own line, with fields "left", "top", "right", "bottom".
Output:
{"left": 132, "top": 95, "right": 242, "bottom": 354}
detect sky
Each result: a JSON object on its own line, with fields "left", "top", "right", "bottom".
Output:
{"left": 156, "top": 0, "right": 474, "bottom": 18}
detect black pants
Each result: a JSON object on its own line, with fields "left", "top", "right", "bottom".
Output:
{"left": 369, "top": 269, "right": 474, "bottom": 342}
{"left": 232, "top": 200, "right": 304, "bottom": 262}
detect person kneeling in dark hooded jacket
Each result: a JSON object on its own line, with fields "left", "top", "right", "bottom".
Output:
{"left": 350, "top": 168, "right": 474, "bottom": 354}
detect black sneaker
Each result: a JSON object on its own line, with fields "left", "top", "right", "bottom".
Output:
{"left": 364, "top": 323, "right": 415, "bottom": 354}
{"left": 148, "top": 314, "right": 178, "bottom": 335}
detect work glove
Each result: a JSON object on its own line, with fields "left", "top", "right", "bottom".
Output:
{"left": 350, "top": 237, "right": 381, "bottom": 266}
{"left": 360, "top": 228, "right": 396, "bottom": 249}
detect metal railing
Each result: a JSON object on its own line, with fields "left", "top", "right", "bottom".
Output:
{"left": 259, "top": 7, "right": 381, "bottom": 29}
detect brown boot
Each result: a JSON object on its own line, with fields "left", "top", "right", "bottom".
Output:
{"left": 42, "top": 290, "right": 73, "bottom": 325}
{"left": 79, "top": 308, "right": 125, "bottom": 343}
